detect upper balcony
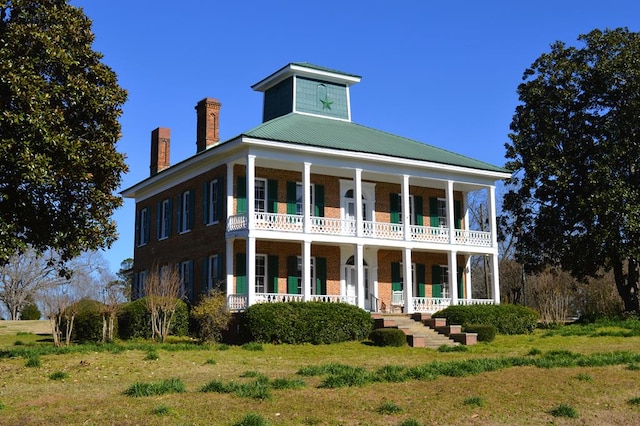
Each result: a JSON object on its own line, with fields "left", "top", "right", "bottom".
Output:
{"left": 227, "top": 212, "right": 492, "bottom": 247}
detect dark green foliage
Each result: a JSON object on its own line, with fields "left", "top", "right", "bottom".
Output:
{"left": 242, "top": 342, "right": 263, "bottom": 351}
{"left": 548, "top": 403, "right": 579, "bottom": 418}
{"left": 398, "top": 420, "right": 422, "bottom": 426}
{"left": 233, "top": 413, "right": 269, "bottom": 426}
{"left": 241, "top": 302, "right": 373, "bottom": 344}
{"left": 543, "top": 318, "right": 640, "bottom": 337}
{"left": 204, "top": 358, "right": 216, "bottom": 365}
{"left": 65, "top": 299, "right": 108, "bottom": 343}
{"left": 270, "top": 378, "right": 305, "bottom": 390}
{"left": 20, "top": 301, "right": 41, "bottom": 320}
{"left": 375, "top": 400, "right": 403, "bottom": 414}
{"left": 375, "top": 365, "right": 409, "bottom": 383}
{"left": 49, "top": 371, "right": 69, "bottom": 381}
{"left": 201, "top": 378, "right": 271, "bottom": 400}
{"left": 369, "top": 328, "right": 407, "bottom": 347}
{"left": 437, "top": 345, "right": 468, "bottom": 352}
{"left": 25, "top": 355, "right": 40, "bottom": 367}
{"left": 503, "top": 28, "right": 640, "bottom": 315}
{"left": 13, "top": 340, "right": 24, "bottom": 346}
{"left": 628, "top": 397, "right": 640, "bottom": 406}
{"left": 117, "top": 297, "right": 188, "bottom": 339}
{"left": 464, "top": 323, "right": 497, "bottom": 342}
{"left": 144, "top": 350, "right": 158, "bottom": 361}
{"left": 0, "top": 0, "right": 128, "bottom": 264}
{"left": 433, "top": 304, "right": 539, "bottom": 334}
{"left": 123, "top": 378, "right": 185, "bottom": 397}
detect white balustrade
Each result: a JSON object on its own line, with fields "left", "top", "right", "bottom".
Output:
{"left": 412, "top": 297, "right": 452, "bottom": 313}
{"left": 410, "top": 225, "right": 450, "bottom": 243}
{"left": 227, "top": 294, "right": 248, "bottom": 311}
{"left": 364, "top": 221, "right": 404, "bottom": 240}
{"left": 226, "top": 214, "right": 247, "bottom": 232}
{"left": 456, "top": 298, "right": 495, "bottom": 306}
{"left": 454, "top": 230, "right": 492, "bottom": 247}
{"left": 310, "top": 216, "right": 355, "bottom": 236}
{"left": 254, "top": 212, "right": 303, "bottom": 231}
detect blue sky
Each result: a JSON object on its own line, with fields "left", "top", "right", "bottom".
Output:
{"left": 70, "top": 0, "right": 640, "bottom": 273}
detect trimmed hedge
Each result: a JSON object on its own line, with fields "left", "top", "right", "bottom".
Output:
{"left": 369, "top": 328, "right": 407, "bottom": 347}
{"left": 241, "top": 302, "right": 373, "bottom": 344}
{"left": 433, "top": 304, "right": 539, "bottom": 335}
{"left": 117, "top": 298, "right": 189, "bottom": 339}
{"left": 69, "top": 299, "right": 108, "bottom": 342}
{"left": 464, "top": 323, "right": 497, "bottom": 342}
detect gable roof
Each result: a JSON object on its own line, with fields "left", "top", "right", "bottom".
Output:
{"left": 243, "top": 113, "right": 508, "bottom": 173}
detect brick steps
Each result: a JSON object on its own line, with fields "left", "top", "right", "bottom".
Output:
{"left": 372, "top": 313, "right": 477, "bottom": 348}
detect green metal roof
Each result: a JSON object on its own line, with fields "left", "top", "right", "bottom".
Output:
{"left": 243, "top": 113, "right": 508, "bottom": 173}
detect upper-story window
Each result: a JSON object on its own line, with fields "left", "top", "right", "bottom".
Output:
{"left": 296, "top": 183, "right": 315, "bottom": 215}
{"left": 158, "top": 199, "right": 172, "bottom": 239}
{"left": 205, "top": 179, "right": 220, "bottom": 224}
{"left": 437, "top": 198, "right": 447, "bottom": 227}
{"left": 254, "top": 178, "right": 267, "bottom": 213}
{"left": 397, "top": 194, "right": 415, "bottom": 225}
{"left": 178, "top": 190, "right": 194, "bottom": 233}
{"left": 136, "top": 207, "right": 150, "bottom": 246}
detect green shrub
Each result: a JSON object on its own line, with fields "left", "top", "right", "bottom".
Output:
{"left": 369, "top": 328, "right": 407, "bottom": 347}
{"left": 190, "top": 291, "right": 231, "bottom": 342}
{"left": 241, "top": 302, "right": 373, "bottom": 344}
{"left": 433, "top": 304, "right": 538, "bottom": 334}
{"left": 20, "top": 301, "right": 41, "bottom": 320}
{"left": 65, "top": 299, "right": 109, "bottom": 343}
{"left": 117, "top": 298, "right": 188, "bottom": 339}
{"left": 464, "top": 323, "right": 497, "bottom": 342}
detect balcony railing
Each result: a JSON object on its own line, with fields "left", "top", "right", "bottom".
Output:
{"left": 227, "top": 213, "right": 492, "bottom": 247}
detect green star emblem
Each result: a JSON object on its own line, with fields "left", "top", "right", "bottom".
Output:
{"left": 320, "top": 96, "right": 333, "bottom": 110}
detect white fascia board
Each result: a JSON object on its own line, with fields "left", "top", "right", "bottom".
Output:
{"left": 242, "top": 137, "right": 511, "bottom": 183}
{"left": 252, "top": 64, "right": 361, "bottom": 92}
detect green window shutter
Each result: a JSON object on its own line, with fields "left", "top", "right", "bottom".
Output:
{"left": 188, "top": 190, "right": 195, "bottom": 230}
{"left": 156, "top": 202, "right": 161, "bottom": 238}
{"left": 267, "top": 179, "right": 278, "bottom": 213}
{"left": 417, "top": 263, "right": 426, "bottom": 297}
{"left": 203, "top": 182, "right": 209, "bottom": 224}
{"left": 202, "top": 257, "right": 209, "bottom": 294}
{"left": 316, "top": 257, "right": 327, "bottom": 295}
{"left": 429, "top": 198, "right": 439, "bottom": 227}
{"left": 268, "top": 255, "right": 279, "bottom": 293}
{"left": 457, "top": 267, "right": 465, "bottom": 298}
{"left": 415, "top": 196, "right": 424, "bottom": 226}
{"left": 454, "top": 200, "right": 462, "bottom": 229}
{"left": 237, "top": 176, "right": 247, "bottom": 214}
{"left": 431, "top": 265, "right": 442, "bottom": 297}
{"left": 314, "top": 184, "right": 324, "bottom": 217}
{"left": 287, "top": 256, "right": 299, "bottom": 294}
{"left": 236, "top": 253, "right": 246, "bottom": 294}
{"left": 390, "top": 193, "right": 400, "bottom": 224}
{"left": 286, "top": 181, "right": 297, "bottom": 214}
{"left": 176, "top": 194, "right": 183, "bottom": 232}
{"left": 391, "top": 262, "right": 402, "bottom": 291}
{"left": 216, "top": 176, "right": 225, "bottom": 221}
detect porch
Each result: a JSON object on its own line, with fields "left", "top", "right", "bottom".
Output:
{"left": 227, "top": 292, "right": 495, "bottom": 314}
{"left": 227, "top": 213, "right": 492, "bottom": 247}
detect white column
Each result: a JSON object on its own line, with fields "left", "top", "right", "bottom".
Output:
{"left": 491, "top": 253, "right": 500, "bottom": 304}
{"left": 487, "top": 185, "right": 498, "bottom": 248}
{"left": 247, "top": 237, "right": 256, "bottom": 306}
{"left": 402, "top": 248, "right": 414, "bottom": 314}
{"left": 446, "top": 180, "right": 455, "bottom": 244}
{"left": 355, "top": 168, "right": 363, "bottom": 237}
{"left": 303, "top": 162, "right": 311, "bottom": 234}
{"left": 226, "top": 238, "right": 234, "bottom": 299}
{"left": 247, "top": 155, "right": 256, "bottom": 231}
{"left": 226, "top": 163, "right": 234, "bottom": 219}
{"left": 465, "top": 256, "right": 472, "bottom": 301}
{"left": 303, "top": 241, "right": 311, "bottom": 302}
{"left": 449, "top": 251, "right": 458, "bottom": 305}
{"left": 355, "top": 244, "right": 365, "bottom": 309}
{"left": 401, "top": 175, "right": 411, "bottom": 241}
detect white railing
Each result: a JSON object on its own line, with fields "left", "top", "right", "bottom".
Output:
{"left": 454, "top": 230, "right": 492, "bottom": 247}
{"left": 412, "top": 297, "right": 452, "bottom": 313}
{"left": 456, "top": 298, "right": 495, "bottom": 306}
{"left": 310, "top": 294, "right": 356, "bottom": 304}
{"left": 227, "top": 213, "right": 493, "bottom": 248}
{"left": 255, "top": 293, "right": 304, "bottom": 303}
{"left": 227, "top": 294, "right": 248, "bottom": 311}
{"left": 254, "top": 212, "right": 303, "bottom": 232}
{"left": 410, "top": 225, "right": 450, "bottom": 243}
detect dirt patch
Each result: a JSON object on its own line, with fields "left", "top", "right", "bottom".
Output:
{"left": 0, "top": 320, "right": 51, "bottom": 336}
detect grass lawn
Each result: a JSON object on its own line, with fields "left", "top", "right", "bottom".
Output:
{"left": 1, "top": 320, "right": 640, "bottom": 425}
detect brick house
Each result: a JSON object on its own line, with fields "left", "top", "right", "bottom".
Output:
{"left": 122, "top": 63, "right": 510, "bottom": 314}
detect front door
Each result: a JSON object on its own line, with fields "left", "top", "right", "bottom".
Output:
{"left": 344, "top": 265, "right": 370, "bottom": 308}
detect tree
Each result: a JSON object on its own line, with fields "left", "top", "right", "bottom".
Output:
{"left": 143, "top": 266, "right": 182, "bottom": 343}
{"left": 504, "top": 27, "right": 640, "bottom": 315}
{"left": 0, "top": 248, "right": 60, "bottom": 319}
{"left": 0, "top": 1, "right": 128, "bottom": 265}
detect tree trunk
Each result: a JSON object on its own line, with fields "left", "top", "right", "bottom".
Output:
{"left": 612, "top": 258, "right": 640, "bottom": 315}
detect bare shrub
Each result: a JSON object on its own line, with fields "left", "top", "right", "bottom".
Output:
{"left": 143, "top": 266, "right": 181, "bottom": 342}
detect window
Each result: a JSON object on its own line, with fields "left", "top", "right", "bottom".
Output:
{"left": 397, "top": 194, "right": 415, "bottom": 225}
{"left": 134, "top": 270, "right": 149, "bottom": 299}
{"left": 437, "top": 198, "right": 447, "bottom": 227}
{"left": 178, "top": 190, "right": 194, "bottom": 233}
{"left": 179, "top": 260, "right": 193, "bottom": 300}
{"left": 206, "top": 180, "right": 220, "bottom": 224}
{"left": 137, "top": 207, "right": 150, "bottom": 246}
{"left": 440, "top": 265, "right": 450, "bottom": 298}
{"left": 158, "top": 199, "right": 171, "bottom": 239}
{"left": 207, "top": 254, "right": 221, "bottom": 292}
{"left": 255, "top": 179, "right": 266, "bottom": 212}
{"left": 255, "top": 254, "right": 267, "bottom": 293}
{"left": 295, "top": 257, "right": 316, "bottom": 294}
{"left": 295, "top": 183, "right": 315, "bottom": 215}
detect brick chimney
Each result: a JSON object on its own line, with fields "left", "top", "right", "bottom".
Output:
{"left": 195, "top": 98, "right": 221, "bottom": 152}
{"left": 150, "top": 127, "right": 170, "bottom": 176}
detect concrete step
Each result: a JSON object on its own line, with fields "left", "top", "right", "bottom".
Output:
{"left": 376, "top": 314, "right": 459, "bottom": 348}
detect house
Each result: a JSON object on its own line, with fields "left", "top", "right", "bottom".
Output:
{"left": 121, "top": 63, "right": 510, "bottom": 314}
